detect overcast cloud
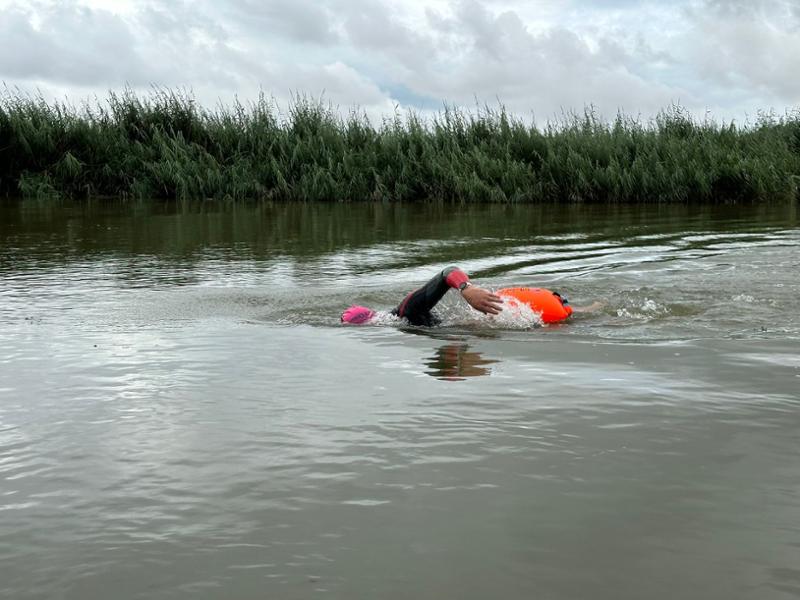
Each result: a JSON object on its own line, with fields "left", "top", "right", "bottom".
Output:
{"left": 1, "top": 0, "right": 798, "bottom": 123}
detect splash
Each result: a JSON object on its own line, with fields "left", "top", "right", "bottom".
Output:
{"left": 362, "top": 311, "right": 403, "bottom": 327}
{"left": 616, "top": 296, "right": 669, "bottom": 320}
{"left": 431, "top": 294, "right": 545, "bottom": 330}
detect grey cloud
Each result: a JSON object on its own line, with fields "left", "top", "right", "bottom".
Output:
{"left": 1, "top": 0, "right": 797, "bottom": 123}
{"left": 569, "top": 0, "right": 655, "bottom": 7}
{"left": 345, "top": 4, "right": 422, "bottom": 52}
{"left": 221, "top": 0, "right": 341, "bottom": 44}
{"left": 132, "top": 3, "right": 249, "bottom": 88}
{"left": 702, "top": 0, "right": 799, "bottom": 24}
{"left": 684, "top": 0, "right": 800, "bottom": 101}
{"left": 424, "top": 3, "right": 522, "bottom": 65}
{"left": 0, "top": 4, "right": 148, "bottom": 85}
{"left": 402, "top": 2, "right": 687, "bottom": 118}
{"left": 343, "top": 2, "right": 437, "bottom": 74}
{"left": 394, "top": 0, "right": 797, "bottom": 118}
{"left": 702, "top": 0, "right": 753, "bottom": 17}
{"left": 140, "top": 1, "right": 230, "bottom": 42}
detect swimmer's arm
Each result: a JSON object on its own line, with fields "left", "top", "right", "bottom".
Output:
{"left": 571, "top": 301, "right": 604, "bottom": 314}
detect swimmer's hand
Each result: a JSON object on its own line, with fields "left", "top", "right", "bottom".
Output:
{"left": 461, "top": 286, "right": 503, "bottom": 315}
{"left": 572, "top": 301, "right": 604, "bottom": 314}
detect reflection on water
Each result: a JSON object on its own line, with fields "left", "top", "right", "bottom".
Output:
{"left": 424, "top": 343, "right": 498, "bottom": 380}
{"left": 1, "top": 200, "right": 800, "bottom": 600}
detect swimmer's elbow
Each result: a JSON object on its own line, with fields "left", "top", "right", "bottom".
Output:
{"left": 443, "top": 266, "right": 469, "bottom": 289}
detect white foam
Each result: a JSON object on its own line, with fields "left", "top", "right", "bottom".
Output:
{"left": 434, "top": 295, "right": 544, "bottom": 330}
{"left": 616, "top": 296, "right": 669, "bottom": 320}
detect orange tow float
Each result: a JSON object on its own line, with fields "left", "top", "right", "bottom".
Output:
{"left": 496, "top": 287, "right": 573, "bottom": 324}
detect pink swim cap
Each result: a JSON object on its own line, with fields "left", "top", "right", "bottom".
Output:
{"left": 341, "top": 305, "right": 376, "bottom": 324}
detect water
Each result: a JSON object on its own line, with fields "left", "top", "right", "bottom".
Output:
{"left": 1, "top": 200, "right": 799, "bottom": 600}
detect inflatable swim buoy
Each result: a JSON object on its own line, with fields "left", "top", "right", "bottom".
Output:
{"left": 497, "top": 287, "right": 573, "bottom": 323}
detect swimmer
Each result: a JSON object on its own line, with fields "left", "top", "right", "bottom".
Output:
{"left": 341, "top": 266, "right": 600, "bottom": 326}
{"left": 342, "top": 266, "right": 499, "bottom": 326}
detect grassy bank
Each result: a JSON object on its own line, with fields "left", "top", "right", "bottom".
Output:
{"left": 1, "top": 89, "right": 799, "bottom": 202}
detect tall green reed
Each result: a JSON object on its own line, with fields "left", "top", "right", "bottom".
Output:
{"left": 1, "top": 89, "right": 798, "bottom": 202}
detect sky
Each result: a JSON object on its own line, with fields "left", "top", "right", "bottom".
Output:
{"left": 1, "top": 0, "right": 799, "bottom": 124}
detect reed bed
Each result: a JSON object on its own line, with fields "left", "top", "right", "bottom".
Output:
{"left": 1, "top": 89, "right": 798, "bottom": 202}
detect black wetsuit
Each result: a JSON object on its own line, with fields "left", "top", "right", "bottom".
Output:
{"left": 391, "top": 266, "right": 469, "bottom": 326}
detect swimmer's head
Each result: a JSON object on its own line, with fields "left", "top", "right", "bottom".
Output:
{"left": 341, "top": 305, "right": 376, "bottom": 325}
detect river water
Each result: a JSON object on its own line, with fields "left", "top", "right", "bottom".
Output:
{"left": 1, "top": 201, "right": 799, "bottom": 600}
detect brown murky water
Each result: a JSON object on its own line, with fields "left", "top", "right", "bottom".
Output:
{"left": 1, "top": 201, "right": 799, "bottom": 599}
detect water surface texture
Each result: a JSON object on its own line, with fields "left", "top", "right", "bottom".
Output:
{"left": 1, "top": 201, "right": 799, "bottom": 600}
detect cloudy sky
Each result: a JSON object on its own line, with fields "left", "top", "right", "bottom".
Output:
{"left": 1, "top": 0, "right": 799, "bottom": 123}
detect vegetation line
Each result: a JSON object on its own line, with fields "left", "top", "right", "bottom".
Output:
{"left": 1, "top": 89, "right": 799, "bottom": 202}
